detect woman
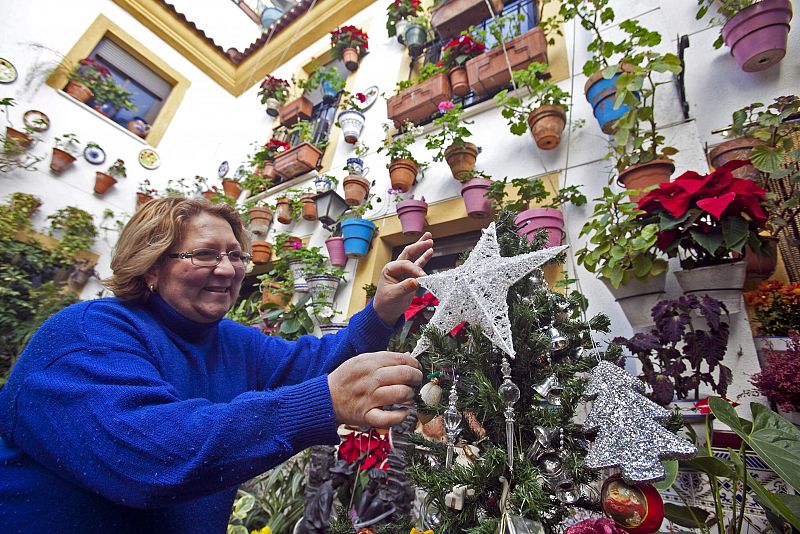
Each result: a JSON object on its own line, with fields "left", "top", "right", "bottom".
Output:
{"left": 0, "top": 197, "right": 432, "bottom": 533}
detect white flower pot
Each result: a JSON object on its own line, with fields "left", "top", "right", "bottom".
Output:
{"left": 307, "top": 274, "right": 341, "bottom": 308}
{"left": 264, "top": 97, "right": 281, "bottom": 117}
{"left": 674, "top": 261, "right": 746, "bottom": 314}
{"left": 338, "top": 109, "right": 366, "bottom": 144}
{"left": 601, "top": 273, "right": 667, "bottom": 333}
{"left": 287, "top": 260, "right": 308, "bottom": 292}
{"left": 319, "top": 322, "right": 348, "bottom": 335}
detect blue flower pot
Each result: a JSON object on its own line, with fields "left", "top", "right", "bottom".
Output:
{"left": 321, "top": 80, "right": 339, "bottom": 104}
{"left": 584, "top": 68, "right": 639, "bottom": 135}
{"left": 260, "top": 7, "right": 282, "bottom": 28}
{"left": 341, "top": 218, "right": 376, "bottom": 258}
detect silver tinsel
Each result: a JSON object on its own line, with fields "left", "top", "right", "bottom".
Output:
{"left": 583, "top": 361, "right": 696, "bottom": 483}
{"left": 411, "top": 222, "right": 567, "bottom": 359}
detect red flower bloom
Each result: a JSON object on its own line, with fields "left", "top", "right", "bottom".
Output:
{"left": 337, "top": 430, "right": 391, "bottom": 471}
{"left": 693, "top": 397, "right": 739, "bottom": 415}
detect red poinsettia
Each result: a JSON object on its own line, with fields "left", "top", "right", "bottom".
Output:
{"left": 257, "top": 75, "right": 290, "bottom": 104}
{"left": 337, "top": 429, "right": 391, "bottom": 471}
{"left": 330, "top": 25, "right": 369, "bottom": 59}
{"left": 439, "top": 35, "right": 485, "bottom": 70}
{"left": 637, "top": 160, "right": 770, "bottom": 268}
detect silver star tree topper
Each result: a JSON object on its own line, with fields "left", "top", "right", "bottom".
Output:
{"left": 410, "top": 222, "right": 566, "bottom": 359}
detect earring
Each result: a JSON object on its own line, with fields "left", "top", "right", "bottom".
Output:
{"left": 149, "top": 284, "right": 157, "bottom": 293}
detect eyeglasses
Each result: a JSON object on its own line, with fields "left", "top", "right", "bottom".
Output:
{"left": 167, "top": 248, "right": 252, "bottom": 268}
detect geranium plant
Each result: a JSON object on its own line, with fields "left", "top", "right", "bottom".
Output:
{"left": 750, "top": 331, "right": 800, "bottom": 412}
{"left": 438, "top": 34, "right": 485, "bottom": 71}
{"left": 107, "top": 158, "right": 127, "bottom": 178}
{"left": 614, "top": 294, "right": 732, "bottom": 406}
{"left": 744, "top": 280, "right": 800, "bottom": 337}
{"left": 424, "top": 101, "right": 474, "bottom": 161}
{"left": 330, "top": 25, "right": 369, "bottom": 60}
{"left": 637, "top": 160, "right": 772, "bottom": 269}
{"left": 258, "top": 75, "right": 290, "bottom": 104}
{"left": 137, "top": 178, "right": 159, "bottom": 196}
{"left": 338, "top": 90, "right": 367, "bottom": 111}
{"left": 67, "top": 58, "right": 111, "bottom": 91}
{"left": 251, "top": 139, "right": 290, "bottom": 167}
{"left": 378, "top": 120, "right": 424, "bottom": 165}
{"left": 387, "top": 0, "right": 422, "bottom": 37}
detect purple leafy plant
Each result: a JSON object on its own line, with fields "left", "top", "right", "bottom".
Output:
{"left": 613, "top": 295, "right": 732, "bottom": 406}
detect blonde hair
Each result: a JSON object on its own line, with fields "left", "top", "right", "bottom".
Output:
{"left": 104, "top": 197, "right": 251, "bottom": 301}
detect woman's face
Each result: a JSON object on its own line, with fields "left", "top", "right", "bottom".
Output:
{"left": 147, "top": 212, "right": 245, "bottom": 323}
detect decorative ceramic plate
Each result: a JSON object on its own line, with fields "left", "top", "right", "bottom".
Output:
{"left": 23, "top": 110, "right": 50, "bottom": 132}
{"left": 360, "top": 85, "right": 379, "bottom": 111}
{"left": 0, "top": 57, "right": 17, "bottom": 84}
{"left": 83, "top": 143, "right": 106, "bottom": 165}
{"left": 218, "top": 160, "right": 229, "bottom": 178}
{"left": 138, "top": 148, "right": 160, "bottom": 170}
{"left": 233, "top": 164, "right": 246, "bottom": 180}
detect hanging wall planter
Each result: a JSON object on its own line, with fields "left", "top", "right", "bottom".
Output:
{"left": 742, "top": 235, "right": 779, "bottom": 284}
{"left": 674, "top": 260, "right": 747, "bottom": 314}
{"left": 448, "top": 66, "right": 469, "bottom": 98}
{"left": 722, "top": 0, "right": 793, "bottom": 72}
{"left": 617, "top": 159, "right": 675, "bottom": 202}
{"left": 261, "top": 280, "right": 290, "bottom": 309}
{"left": 708, "top": 138, "right": 764, "bottom": 180}
{"left": 94, "top": 172, "right": 117, "bottom": 195}
{"left": 307, "top": 275, "right": 342, "bottom": 308}
{"left": 251, "top": 241, "right": 273, "bottom": 265}
{"left": 5, "top": 127, "right": 32, "bottom": 149}
{"left": 527, "top": 105, "right": 567, "bottom": 150}
{"left": 287, "top": 259, "right": 308, "bottom": 292}
{"left": 222, "top": 179, "right": 242, "bottom": 200}
{"left": 342, "top": 47, "right": 360, "bottom": 71}
{"left": 460, "top": 177, "right": 493, "bottom": 218}
{"left": 444, "top": 142, "right": 479, "bottom": 180}
{"left": 276, "top": 197, "right": 293, "bottom": 225}
{"left": 404, "top": 23, "right": 428, "bottom": 57}
{"left": 338, "top": 109, "right": 366, "bottom": 144}
{"left": 49, "top": 148, "right": 77, "bottom": 174}
{"left": 396, "top": 198, "right": 428, "bottom": 236}
{"left": 256, "top": 161, "right": 279, "bottom": 182}
{"left": 325, "top": 236, "right": 347, "bottom": 267}
{"left": 248, "top": 206, "right": 274, "bottom": 236}
{"left": 584, "top": 64, "right": 638, "bottom": 134}
{"left": 389, "top": 158, "right": 418, "bottom": 193}
{"left": 300, "top": 192, "right": 318, "bottom": 221}
{"left": 279, "top": 95, "right": 314, "bottom": 126}
{"left": 387, "top": 72, "right": 451, "bottom": 127}
{"left": 514, "top": 208, "right": 564, "bottom": 247}
{"left": 64, "top": 81, "right": 93, "bottom": 103}
{"left": 136, "top": 192, "right": 154, "bottom": 208}
{"left": 466, "top": 27, "right": 547, "bottom": 96}
{"left": 431, "top": 0, "right": 505, "bottom": 40}
{"left": 273, "top": 142, "right": 322, "bottom": 179}
{"left": 341, "top": 217, "right": 376, "bottom": 258}
{"left": 343, "top": 174, "right": 371, "bottom": 206}
{"left": 264, "top": 97, "right": 281, "bottom": 117}
{"left": 601, "top": 273, "right": 667, "bottom": 333}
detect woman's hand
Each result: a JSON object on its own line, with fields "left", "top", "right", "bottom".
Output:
{"left": 328, "top": 351, "right": 423, "bottom": 428}
{"left": 372, "top": 232, "right": 433, "bottom": 325}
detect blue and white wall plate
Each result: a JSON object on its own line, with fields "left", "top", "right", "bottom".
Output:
{"left": 83, "top": 143, "right": 106, "bottom": 165}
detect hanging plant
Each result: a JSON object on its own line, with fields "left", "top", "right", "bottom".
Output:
{"left": 330, "top": 26, "right": 369, "bottom": 70}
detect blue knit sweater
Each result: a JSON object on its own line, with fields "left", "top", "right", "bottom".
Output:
{"left": 0, "top": 295, "right": 396, "bottom": 533}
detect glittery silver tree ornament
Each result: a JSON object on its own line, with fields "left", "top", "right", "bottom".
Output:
{"left": 498, "top": 357, "right": 520, "bottom": 471}
{"left": 411, "top": 222, "right": 567, "bottom": 359}
{"left": 583, "top": 360, "right": 696, "bottom": 482}
{"left": 547, "top": 323, "right": 568, "bottom": 352}
{"left": 444, "top": 378, "right": 462, "bottom": 469}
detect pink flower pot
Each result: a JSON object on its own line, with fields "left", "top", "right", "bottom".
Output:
{"left": 325, "top": 236, "right": 347, "bottom": 267}
{"left": 460, "top": 178, "right": 493, "bottom": 219}
{"left": 514, "top": 208, "right": 564, "bottom": 247}
{"left": 722, "top": 0, "right": 793, "bottom": 72}
{"left": 396, "top": 199, "right": 428, "bottom": 236}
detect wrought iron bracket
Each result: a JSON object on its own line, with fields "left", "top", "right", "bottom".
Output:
{"left": 676, "top": 34, "right": 691, "bottom": 120}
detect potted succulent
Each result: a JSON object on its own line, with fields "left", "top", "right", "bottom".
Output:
{"left": 745, "top": 280, "right": 800, "bottom": 366}
{"left": 378, "top": 120, "right": 425, "bottom": 193}
{"left": 91, "top": 76, "right": 137, "bottom": 118}
{"left": 330, "top": 25, "right": 369, "bottom": 71}
{"left": 94, "top": 158, "right": 126, "bottom": 195}
{"left": 64, "top": 58, "right": 111, "bottom": 104}
{"left": 391, "top": 188, "right": 428, "bottom": 236}
{"left": 430, "top": 0, "right": 504, "bottom": 41}
{"left": 50, "top": 133, "right": 81, "bottom": 174}
{"left": 387, "top": 0, "right": 423, "bottom": 40}
{"left": 576, "top": 187, "right": 669, "bottom": 330}
{"left": 136, "top": 179, "right": 159, "bottom": 208}
{"left": 258, "top": 75, "right": 291, "bottom": 117}
{"left": 386, "top": 62, "right": 450, "bottom": 127}
{"left": 464, "top": 13, "right": 548, "bottom": 96}
{"left": 614, "top": 295, "right": 732, "bottom": 419}
{"left": 438, "top": 34, "right": 485, "bottom": 97}
{"left": 494, "top": 62, "right": 571, "bottom": 150}
{"left": 273, "top": 120, "right": 323, "bottom": 180}
{"left": 696, "top": 0, "right": 793, "bottom": 72}
{"left": 336, "top": 91, "right": 368, "bottom": 144}
{"left": 750, "top": 332, "right": 800, "bottom": 422}
{"left": 425, "top": 101, "right": 478, "bottom": 181}
{"left": 637, "top": 161, "right": 773, "bottom": 313}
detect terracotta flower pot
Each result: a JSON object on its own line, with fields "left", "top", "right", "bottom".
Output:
{"left": 722, "top": 0, "right": 793, "bottom": 72}
{"left": 388, "top": 158, "right": 418, "bottom": 192}
{"left": 222, "top": 180, "right": 242, "bottom": 200}
{"left": 251, "top": 241, "right": 273, "bottom": 265}
{"left": 617, "top": 159, "right": 675, "bottom": 202}
{"left": 278, "top": 95, "right": 314, "bottom": 126}
{"left": 49, "top": 148, "right": 77, "bottom": 174}
{"left": 343, "top": 174, "right": 371, "bottom": 206}
{"left": 255, "top": 161, "right": 279, "bottom": 182}
{"left": 325, "top": 236, "right": 347, "bottom": 267}
{"left": 202, "top": 190, "right": 216, "bottom": 200}
{"left": 448, "top": 66, "right": 469, "bottom": 98}
{"left": 94, "top": 172, "right": 118, "bottom": 195}
{"left": 387, "top": 72, "right": 452, "bottom": 127}
{"left": 273, "top": 142, "right": 322, "bottom": 179}
{"left": 136, "top": 192, "right": 154, "bottom": 208}
{"left": 261, "top": 280, "right": 290, "bottom": 308}
{"left": 527, "top": 105, "right": 567, "bottom": 150}
{"left": 514, "top": 207, "right": 564, "bottom": 247}
{"left": 708, "top": 138, "right": 764, "bottom": 181}
{"left": 64, "top": 81, "right": 93, "bottom": 103}
{"left": 276, "top": 198, "right": 293, "bottom": 224}
{"left": 300, "top": 192, "right": 318, "bottom": 221}
{"left": 343, "top": 47, "right": 360, "bottom": 71}
{"left": 444, "top": 142, "right": 479, "bottom": 180}
{"left": 466, "top": 27, "right": 547, "bottom": 95}
{"left": 248, "top": 206, "right": 274, "bottom": 227}
{"left": 5, "top": 127, "right": 32, "bottom": 149}
{"left": 460, "top": 177, "right": 493, "bottom": 218}
{"left": 396, "top": 199, "right": 428, "bottom": 236}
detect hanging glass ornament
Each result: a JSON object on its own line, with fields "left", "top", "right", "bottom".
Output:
{"left": 420, "top": 375, "right": 443, "bottom": 405}
{"left": 443, "top": 378, "right": 462, "bottom": 469}
{"left": 600, "top": 475, "right": 665, "bottom": 534}
{"left": 498, "top": 358, "right": 520, "bottom": 471}
{"left": 528, "top": 267, "right": 547, "bottom": 290}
